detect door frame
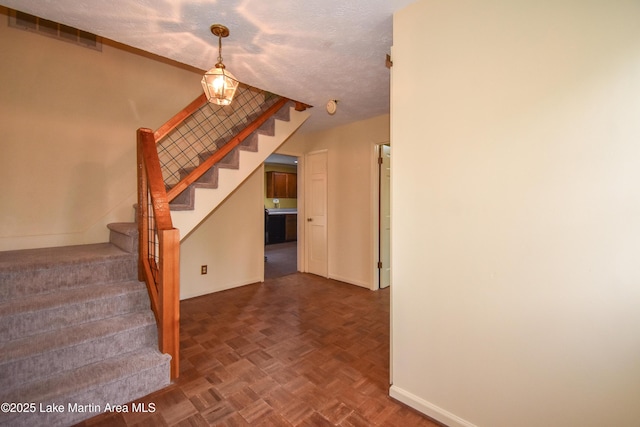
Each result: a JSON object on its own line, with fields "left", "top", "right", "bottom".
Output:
{"left": 372, "top": 142, "right": 390, "bottom": 290}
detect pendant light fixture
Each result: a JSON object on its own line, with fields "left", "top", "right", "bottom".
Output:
{"left": 201, "top": 24, "right": 239, "bottom": 106}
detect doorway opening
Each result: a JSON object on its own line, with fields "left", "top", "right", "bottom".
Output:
{"left": 264, "top": 154, "right": 299, "bottom": 279}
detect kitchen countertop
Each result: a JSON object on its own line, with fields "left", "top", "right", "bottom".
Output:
{"left": 266, "top": 208, "right": 297, "bottom": 215}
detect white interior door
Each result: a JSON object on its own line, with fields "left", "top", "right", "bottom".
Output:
{"left": 380, "top": 145, "right": 391, "bottom": 288}
{"left": 305, "top": 150, "right": 328, "bottom": 277}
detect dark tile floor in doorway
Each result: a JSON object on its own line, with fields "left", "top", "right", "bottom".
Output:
{"left": 264, "top": 241, "right": 297, "bottom": 279}
{"left": 75, "top": 273, "right": 439, "bottom": 427}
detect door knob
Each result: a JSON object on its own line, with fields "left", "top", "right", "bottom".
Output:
{"left": 307, "top": 218, "right": 313, "bottom": 222}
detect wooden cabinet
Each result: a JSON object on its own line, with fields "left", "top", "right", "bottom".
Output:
{"left": 266, "top": 172, "right": 297, "bottom": 198}
{"left": 267, "top": 214, "right": 286, "bottom": 244}
{"left": 285, "top": 214, "right": 297, "bottom": 241}
{"left": 266, "top": 213, "right": 297, "bottom": 243}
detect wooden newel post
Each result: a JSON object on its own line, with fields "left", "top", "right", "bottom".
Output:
{"left": 158, "top": 228, "right": 180, "bottom": 379}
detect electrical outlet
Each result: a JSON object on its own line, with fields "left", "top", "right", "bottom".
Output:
{"left": 201, "top": 265, "right": 207, "bottom": 275}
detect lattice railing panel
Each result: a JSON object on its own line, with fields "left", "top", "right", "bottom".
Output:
{"left": 157, "top": 85, "right": 281, "bottom": 186}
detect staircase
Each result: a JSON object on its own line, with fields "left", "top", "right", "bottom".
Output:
{"left": 167, "top": 100, "right": 310, "bottom": 239}
{"left": 0, "top": 238, "right": 170, "bottom": 427}
{"left": 0, "top": 88, "right": 309, "bottom": 427}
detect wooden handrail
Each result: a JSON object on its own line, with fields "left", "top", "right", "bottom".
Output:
{"left": 166, "top": 97, "right": 290, "bottom": 202}
{"left": 139, "top": 128, "right": 173, "bottom": 229}
{"left": 154, "top": 93, "right": 208, "bottom": 143}
{"left": 137, "top": 131, "right": 149, "bottom": 285}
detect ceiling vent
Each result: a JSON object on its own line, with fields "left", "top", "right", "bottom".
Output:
{"left": 8, "top": 9, "right": 101, "bottom": 51}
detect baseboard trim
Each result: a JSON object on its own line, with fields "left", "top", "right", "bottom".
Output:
{"left": 389, "top": 385, "right": 477, "bottom": 427}
{"left": 328, "top": 273, "right": 370, "bottom": 289}
{"left": 180, "top": 277, "right": 262, "bottom": 300}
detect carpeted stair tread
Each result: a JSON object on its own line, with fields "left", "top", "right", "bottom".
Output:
{"left": 0, "top": 280, "right": 147, "bottom": 342}
{"left": 0, "top": 243, "right": 137, "bottom": 302}
{"left": 0, "top": 311, "right": 157, "bottom": 391}
{"left": 1, "top": 310, "right": 155, "bottom": 362}
{"left": 107, "top": 222, "right": 138, "bottom": 253}
{"left": 0, "top": 243, "right": 129, "bottom": 272}
{"left": 0, "top": 348, "right": 170, "bottom": 427}
{"left": 0, "top": 347, "right": 170, "bottom": 402}
{"left": 0, "top": 240, "right": 170, "bottom": 426}
{"left": 106, "top": 222, "right": 137, "bottom": 237}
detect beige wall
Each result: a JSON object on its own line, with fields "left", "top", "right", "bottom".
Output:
{"left": 0, "top": 7, "right": 388, "bottom": 300}
{"left": 281, "top": 115, "right": 389, "bottom": 289}
{"left": 391, "top": 1, "right": 640, "bottom": 426}
{"left": 0, "top": 7, "right": 202, "bottom": 250}
{"left": 179, "top": 167, "right": 264, "bottom": 300}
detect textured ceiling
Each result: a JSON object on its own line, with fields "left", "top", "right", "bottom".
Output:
{"left": 1, "top": 0, "right": 415, "bottom": 133}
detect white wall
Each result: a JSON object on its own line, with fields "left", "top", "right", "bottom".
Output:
{"left": 280, "top": 115, "right": 389, "bottom": 289}
{"left": 179, "top": 167, "right": 264, "bottom": 300}
{"left": 391, "top": 1, "right": 640, "bottom": 426}
{"left": 0, "top": 7, "right": 202, "bottom": 251}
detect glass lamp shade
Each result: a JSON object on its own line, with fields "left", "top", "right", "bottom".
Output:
{"left": 201, "top": 65, "right": 239, "bottom": 106}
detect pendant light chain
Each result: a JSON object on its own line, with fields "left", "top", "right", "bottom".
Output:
{"left": 217, "top": 34, "right": 223, "bottom": 67}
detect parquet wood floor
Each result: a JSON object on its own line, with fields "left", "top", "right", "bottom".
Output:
{"left": 76, "top": 273, "right": 440, "bottom": 427}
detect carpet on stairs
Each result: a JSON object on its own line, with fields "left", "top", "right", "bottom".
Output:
{"left": 0, "top": 243, "right": 171, "bottom": 427}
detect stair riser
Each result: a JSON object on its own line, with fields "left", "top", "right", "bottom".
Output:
{"left": 0, "top": 257, "right": 137, "bottom": 302}
{"left": 257, "top": 117, "right": 276, "bottom": 136}
{"left": 196, "top": 167, "right": 219, "bottom": 188}
{"left": 109, "top": 230, "right": 138, "bottom": 254}
{"left": 1, "top": 323, "right": 157, "bottom": 391}
{"left": 0, "top": 356, "right": 170, "bottom": 427}
{"left": 238, "top": 133, "right": 259, "bottom": 152}
{"left": 274, "top": 105, "right": 291, "bottom": 121}
{"left": 0, "top": 289, "right": 149, "bottom": 343}
{"left": 106, "top": 223, "right": 138, "bottom": 255}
